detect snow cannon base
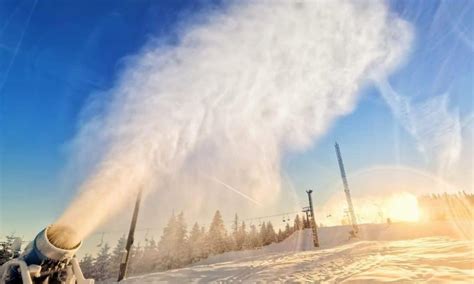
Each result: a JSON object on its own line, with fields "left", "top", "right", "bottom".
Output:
{"left": 0, "top": 225, "right": 94, "bottom": 284}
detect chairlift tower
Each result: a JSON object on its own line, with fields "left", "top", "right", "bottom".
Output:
{"left": 335, "top": 142, "right": 359, "bottom": 235}
{"left": 306, "top": 190, "right": 320, "bottom": 247}
{"left": 302, "top": 207, "right": 311, "bottom": 228}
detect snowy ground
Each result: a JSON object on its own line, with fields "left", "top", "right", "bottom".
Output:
{"left": 123, "top": 222, "right": 473, "bottom": 283}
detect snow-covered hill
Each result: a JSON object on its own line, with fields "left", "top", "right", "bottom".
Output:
{"left": 122, "top": 222, "right": 473, "bottom": 283}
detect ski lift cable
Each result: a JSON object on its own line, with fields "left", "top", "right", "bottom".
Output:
{"left": 242, "top": 211, "right": 300, "bottom": 222}
{"left": 88, "top": 210, "right": 302, "bottom": 236}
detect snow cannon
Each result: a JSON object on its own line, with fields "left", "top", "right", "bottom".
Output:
{"left": 0, "top": 225, "right": 94, "bottom": 284}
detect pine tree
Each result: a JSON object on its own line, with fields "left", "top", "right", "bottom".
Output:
{"left": 141, "top": 238, "right": 159, "bottom": 273}
{"left": 259, "top": 222, "right": 267, "bottom": 245}
{"left": 175, "top": 212, "right": 190, "bottom": 267}
{"left": 231, "top": 214, "right": 239, "bottom": 250}
{"left": 157, "top": 212, "right": 191, "bottom": 269}
{"left": 208, "top": 210, "right": 228, "bottom": 255}
{"left": 236, "top": 221, "right": 247, "bottom": 250}
{"left": 79, "top": 254, "right": 94, "bottom": 279}
{"left": 242, "top": 224, "right": 260, "bottom": 249}
{"left": 188, "top": 222, "right": 210, "bottom": 262}
{"left": 277, "top": 229, "right": 284, "bottom": 242}
{"left": 0, "top": 234, "right": 21, "bottom": 265}
{"left": 93, "top": 243, "right": 111, "bottom": 280}
{"left": 294, "top": 214, "right": 302, "bottom": 231}
{"left": 108, "top": 235, "right": 126, "bottom": 279}
{"left": 129, "top": 243, "right": 143, "bottom": 275}
{"left": 189, "top": 222, "right": 203, "bottom": 262}
{"left": 157, "top": 213, "right": 177, "bottom": 270}
{"left": 199, "top": 226, "right": 209, "bottom": 259}
{"left": 242, "top": 225, "right": 252, "bottom": 250}
{"left": 263, "top": 221, "right": 277, "bottom": 246}
{"left": 285, "top": 222, "right": 292, "bottom": 238}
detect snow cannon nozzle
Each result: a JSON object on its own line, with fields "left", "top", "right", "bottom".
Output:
{"left": 46, "top": 224, "right": 82, "bottom": 251}
{"left": 21, "top": 225, "right": 82, "bottom": 265}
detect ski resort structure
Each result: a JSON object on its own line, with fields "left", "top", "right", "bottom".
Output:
{"left": 334, "top": 142, "right": 359, "bottom": 235}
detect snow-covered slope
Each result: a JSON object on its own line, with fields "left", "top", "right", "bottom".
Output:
{"left": 123, "top": 222, "right": 474, "bottom": 283}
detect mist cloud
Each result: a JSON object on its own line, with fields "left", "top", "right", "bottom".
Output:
{"left": 57, "top": 0, "right": 412, "bottom": 243}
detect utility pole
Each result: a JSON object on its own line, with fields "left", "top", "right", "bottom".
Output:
{"left": 118, "top": 188, "right": 143, "bottom": 282}
{"left": 335, "top": 142, "right": 359, "bottom": 235}
{"left": 306, "top": 189, "right": 320, "bottom": 247}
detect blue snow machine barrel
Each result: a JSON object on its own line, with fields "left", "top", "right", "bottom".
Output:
{"left": 0, "top": 225, "right": 94, "bottom": 284}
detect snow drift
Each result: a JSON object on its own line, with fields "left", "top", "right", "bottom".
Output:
{"left": 123, "top": 222, "right": 474, "bottom": 283}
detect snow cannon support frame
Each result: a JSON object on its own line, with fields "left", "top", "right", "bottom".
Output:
{"left": 0, "top": 226, "right": 94, "bottom": 284}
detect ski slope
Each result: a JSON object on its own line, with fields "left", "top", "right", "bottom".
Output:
{"left": 123, "top": 222, "right": 473, "bottom": 283}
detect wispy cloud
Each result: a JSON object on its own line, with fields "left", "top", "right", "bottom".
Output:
{"left": 375, "top": 78, "right": 462, "bottom": 177}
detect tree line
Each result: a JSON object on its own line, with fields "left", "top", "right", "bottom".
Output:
{"left": 0, "top": 235, "right": 21, "bottom": 265}
{"left": 418, "top": 191, "right": 473, "bottom": 221}
{"left": 79, "top": 210, "right": 311, "bottom": 280}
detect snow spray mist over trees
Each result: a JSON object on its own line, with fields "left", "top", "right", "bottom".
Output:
{"left": 55, "top": 0, "right": 412, "bottom": 247}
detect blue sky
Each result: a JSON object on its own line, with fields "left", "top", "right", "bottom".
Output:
{"left": 1, "top": 0, "right": 472, "bottom": 241}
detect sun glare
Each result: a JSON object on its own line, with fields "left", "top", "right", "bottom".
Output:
{"left": 386, "top": 193, "right": 420, "bottom": 222}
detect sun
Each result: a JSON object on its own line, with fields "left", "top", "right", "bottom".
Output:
{"left": 386, "top": 193, "right": 420, "bottom": 222}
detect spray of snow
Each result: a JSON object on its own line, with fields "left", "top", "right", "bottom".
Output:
{"left": 55, "top": 0, "right": 412, "bottom": 246}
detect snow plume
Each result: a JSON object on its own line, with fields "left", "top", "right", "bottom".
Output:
{"left": 56, "top": 0, "right": 412, "bottom": 245}
{"left": 375, "top": 79, "right": 462, "bottom": 177}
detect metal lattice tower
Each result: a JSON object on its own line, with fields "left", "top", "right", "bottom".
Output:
{"left": 306, "top": 190, "right": 320, "bottom": 247}
{"left": 334, "top": 142, "right": 359, "bottom": 234}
